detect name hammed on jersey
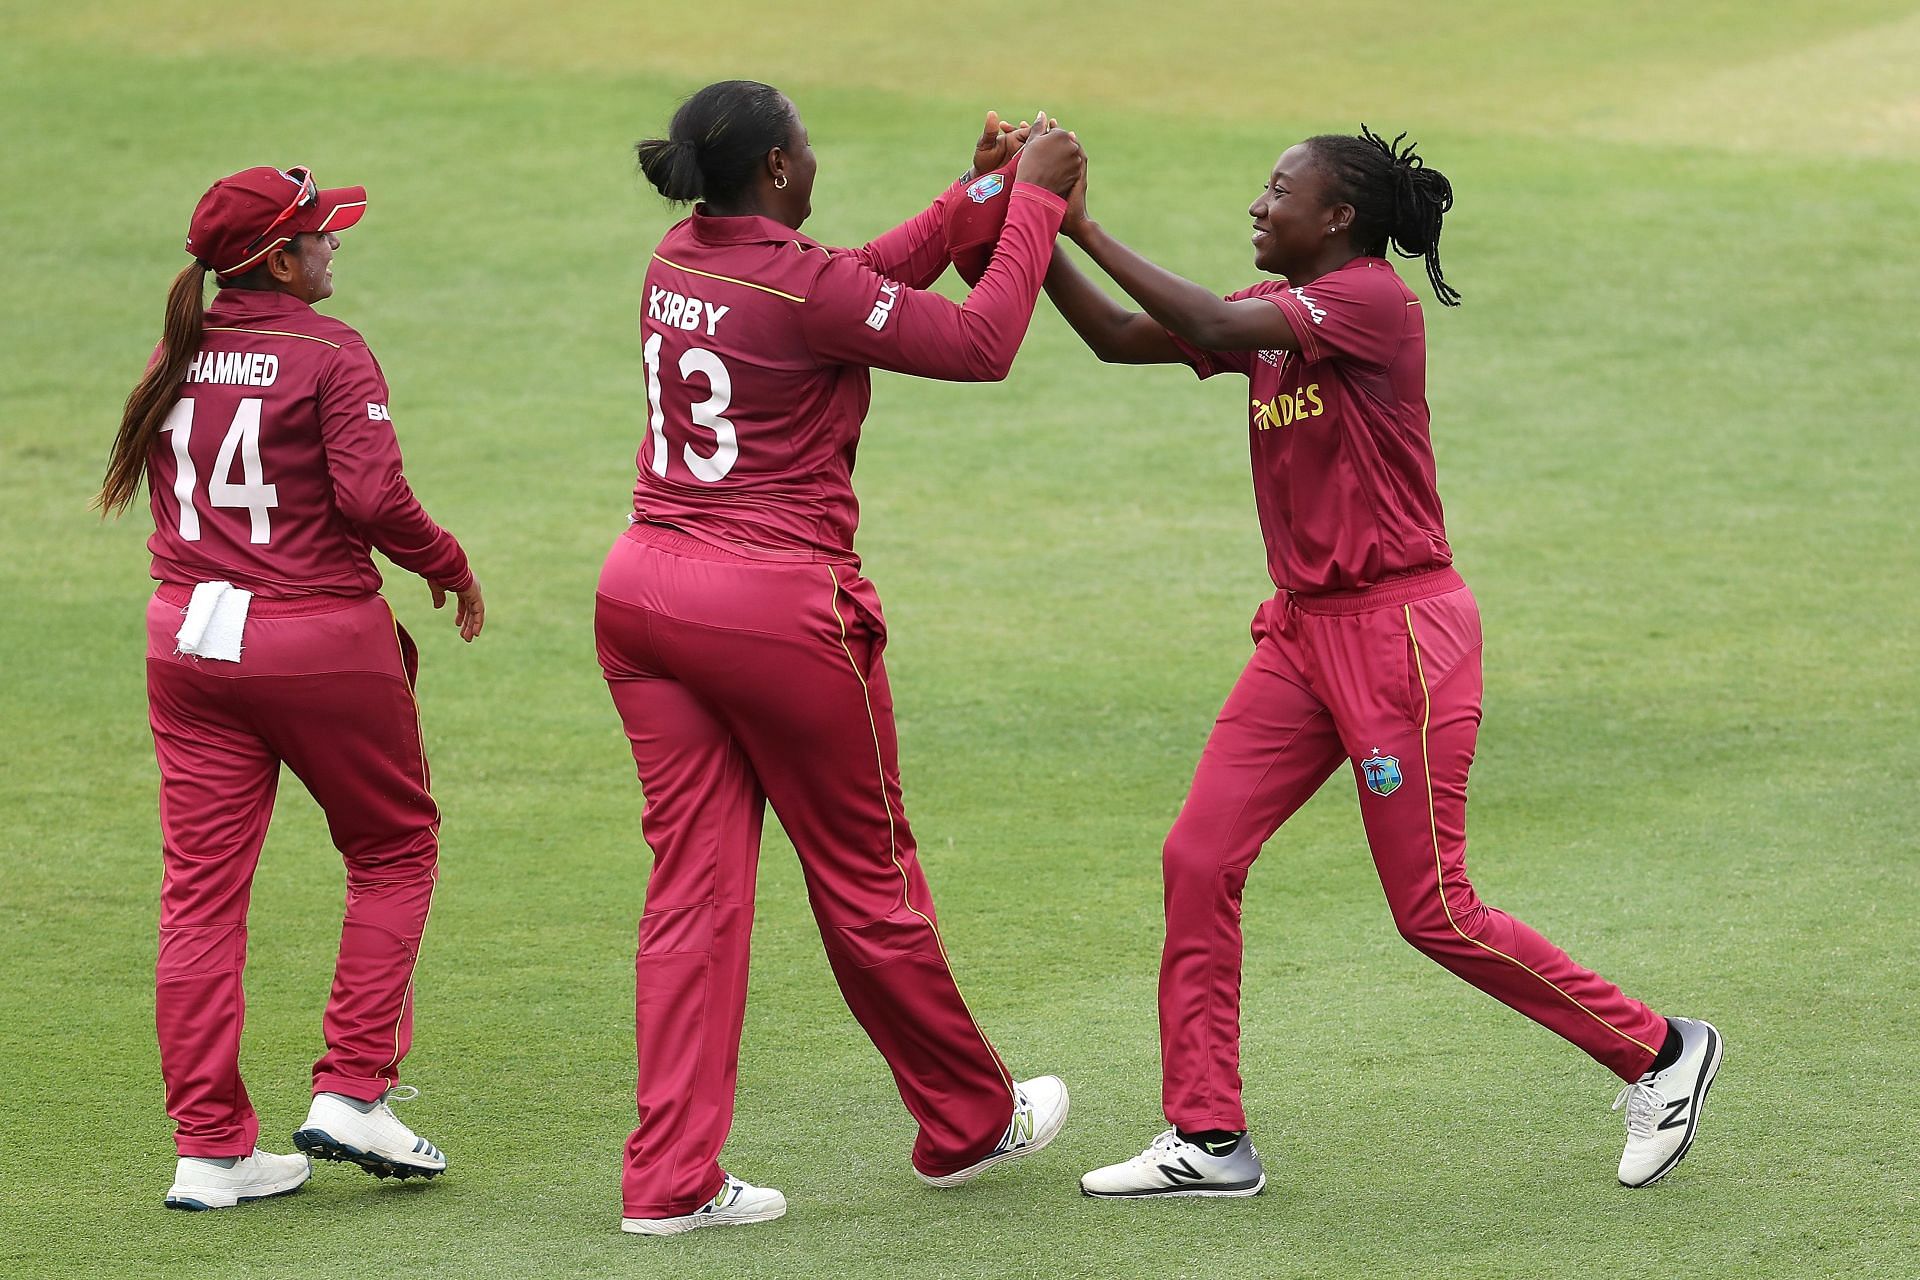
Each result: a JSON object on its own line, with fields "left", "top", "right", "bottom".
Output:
{"left": 183, "top": 350, "right": 281, "bottom": 387}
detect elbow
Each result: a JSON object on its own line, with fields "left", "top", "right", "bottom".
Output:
{"left": 334, "top": 476, "right": 405, "bottom": 529}
{"left": 1179, "top": 313, "right": 1233, "bottom": 351}
{"left": 965, "top": 349, "right": 1015, "bottom": 382}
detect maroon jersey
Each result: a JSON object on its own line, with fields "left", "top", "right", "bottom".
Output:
{"left": 631, "top": 178, "right": 1067, "bottom": 561}
{"left": 145, "top": 289, "right": 471, "bottom": 599}
{"left": 1175, "top": 258, "right": 1452, "bottom": 594}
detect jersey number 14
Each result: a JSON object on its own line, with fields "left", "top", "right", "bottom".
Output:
{"left": 161, "top": 396, "right": 280, "bottom": 544}
{"left": 642, "top": 332, "right": 738, "bottom": 483}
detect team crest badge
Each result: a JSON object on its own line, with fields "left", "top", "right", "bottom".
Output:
{"left": 1361, "top": 753, "right": 1403, "bottom": 797}
{"left": 966, "top": 173, "right": 1006, "bottom": 203}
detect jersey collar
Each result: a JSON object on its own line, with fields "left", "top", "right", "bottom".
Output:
{"left": 687, "top": 205, "right": 820, "bottom": 251}
{"left": 206, "top": 287, "right": 318, "bottom": 323}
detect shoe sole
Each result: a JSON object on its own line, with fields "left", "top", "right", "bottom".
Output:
{"left": 915, "top": 1083, "right": 1071, "bottom": 1188}
{"left": 621, "top": 1204, "right": 788, "bottom": 1236}
{"left": 1082, "top": 1173, "right": 1266, "bottom": 1199}
{"left": 164, "top": 1172, "right": 310, "bottom": 1211}
{"left": 292, "top": 1128, "right": 446, "bottom": 1181}
{"left": 1620, "top": 1022, "right": 1723, "bottom": 1189}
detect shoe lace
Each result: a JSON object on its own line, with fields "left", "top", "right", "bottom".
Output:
{"left": 1134, "top": 1128, "right": 1186, "bottom": 1165}
{"left": 378, "top": 1084, "right": 421, "bottom": 1117}
{"left": 1611, "top": 1080, "right": 1663, "bottom": 1141}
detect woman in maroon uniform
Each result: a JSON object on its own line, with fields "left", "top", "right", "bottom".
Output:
{"left": 100, "top": 166, "right": 484, "bottom": 1209}
{"left": 600, "top": 82, "right": 1083, "bottom": 1235}
{"left": 1042, "top": 128, "right": 1721, "bottom": 1197}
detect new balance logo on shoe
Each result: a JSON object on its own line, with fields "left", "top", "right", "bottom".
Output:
{"left": 1656, "top": 1097, "right": 1690, "bottom": 1132}
{"left": 1158, "top": 1158, "right": 1205, "bottom": 1184}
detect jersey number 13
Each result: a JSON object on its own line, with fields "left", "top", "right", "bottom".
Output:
{"left": 642, "top": 332, "right": 738, "bottom": 483}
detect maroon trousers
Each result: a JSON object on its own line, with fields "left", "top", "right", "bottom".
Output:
{"left": 1160, "top": 569, "right": 1667, "bottom": 1131}
{"left": 145, "top": 586, "right": 439, "bottom": 1157}
{"left": 595, "top": 525, "right": 1015, "bottom": 1218}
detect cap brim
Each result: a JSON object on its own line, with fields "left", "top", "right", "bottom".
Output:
{"left": 309, "top": 185, "right": 368, "bottom": 234}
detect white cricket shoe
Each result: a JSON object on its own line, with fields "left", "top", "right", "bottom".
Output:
{"left": 915, "top": 1075, "right": 1070, "bottom": 1187}
{"left": 621, "top": 1173, "right": 788, "bottom": 1236}
{"left": 1614, "top": 1017, "right": 1723, "bottom": 1188}
{"left": 293, "top": 1085, "right": 447, "bottom": 1180}
{"left": 1081, "top": 1128, "right": 1267, "bottom": 1198}
{"left": 164, "top": 1148, "right": 311, "bottom": 1210}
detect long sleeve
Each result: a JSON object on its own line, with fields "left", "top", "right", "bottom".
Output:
{"left": 802, "top": 183, "right": 1067, "bottom": 382}
{"left": 315, "top": 344, "right": 473, "bottom": 590}
{"left": 850, "top": 176, "right": 972, "bottom": 290}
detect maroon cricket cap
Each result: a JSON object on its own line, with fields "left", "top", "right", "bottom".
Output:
{"left": 944, "top": 155, "right": 1022, "bottom": 286}
{"left": 185, "top": 165, "right": 367, "bottom": 278}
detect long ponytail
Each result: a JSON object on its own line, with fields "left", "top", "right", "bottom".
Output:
{"left": 1307, "top": 127, "right": 1462, "bottom": 307}
{"left": 98, "top": 261, "right": 208, "bottom": 516}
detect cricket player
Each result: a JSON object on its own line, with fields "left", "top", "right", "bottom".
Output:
{"left": 100, "top": 165, "right": 483, "bottom": 1209}
{"left": 600, "top": 82, "right": 1083, "bottom": 1235}
{"left": 1035, "top": 127, "right": 1722, "bottom": 1196}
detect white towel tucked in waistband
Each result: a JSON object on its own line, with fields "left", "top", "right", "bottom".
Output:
{"left": 174, "top": 581, "right": 253, "bottom": 662}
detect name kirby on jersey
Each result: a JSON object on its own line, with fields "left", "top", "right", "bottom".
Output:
{"left": 182, "top": 350, "right": 279, "bottom": 387}
{"left": 648, "top": 287, "right": 730, "bottom": 337}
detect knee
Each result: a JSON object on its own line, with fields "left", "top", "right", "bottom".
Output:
{"left": 340, "top": 827, "right": 440, "bottom": 880}
{"left": 1161, "top": 825, "right": 1250, "bottom": 916}
{"left": 1389, "top": 890, "right": 1488, "bottom": 956}
{"left": 1161, "top": 822, "right": 1215, "bottom": 885}
{"left": 157, "top": 922, "right": 246, "bottom": 978}
{"left": 825, "top": 912, "right": 942, "bottom": 969}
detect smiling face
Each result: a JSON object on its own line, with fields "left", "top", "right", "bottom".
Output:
{"left": 1248, "top": 142, "right": 1349, "bottom": 278}
{"left": 274, "top": 231, "right": 338, "bottom": 303}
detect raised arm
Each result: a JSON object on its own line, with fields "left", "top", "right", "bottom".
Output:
{"left": 853, "top": 181, "right": 967, "bottom": 291}
{"left": 853, "top": 111, "right": 1034, "bottom": 289}
{"left": 803, "top": 119, "right": 1084, "bottom": 382}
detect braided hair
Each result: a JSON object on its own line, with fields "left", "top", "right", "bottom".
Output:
{"left": 1305, "top": 125, "right": 1460, "bottom": 306}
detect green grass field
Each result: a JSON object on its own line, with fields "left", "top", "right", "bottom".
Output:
{"left": 3, "top": 3, "right": 1916, "bottom": 1277}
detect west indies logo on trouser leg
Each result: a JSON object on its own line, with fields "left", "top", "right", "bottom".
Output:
{"left": 1361, "top": 751, "right": 1403, "bottom": 797}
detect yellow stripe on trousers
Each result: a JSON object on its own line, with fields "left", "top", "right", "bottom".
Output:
{"left": 1404, "top": 604, "right": 1658, "bottom": 1057}
{"left": 378, "top": 604, "right": 440, "bottom": 1085}
{"left": 824, "top": 568, "right": 1016, "bottom": 1098}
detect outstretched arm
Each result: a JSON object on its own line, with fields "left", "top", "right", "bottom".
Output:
{"left": 1064, "top": 217, "right": 1299, "bottom": 354}
{"left": 1044, "top": 247, "right": 1185, "bottom": 365}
